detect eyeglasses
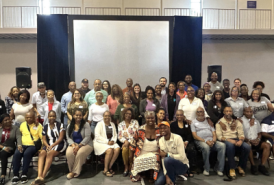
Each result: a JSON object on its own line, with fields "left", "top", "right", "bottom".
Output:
{"left": 125, "top": 113, "right": 132, "bottom": 115}
{"left": 197, "top": 111, "right": 204, "bottom": 113}
{"left": 187, "top": 90, "right": 195, "bottom": 93}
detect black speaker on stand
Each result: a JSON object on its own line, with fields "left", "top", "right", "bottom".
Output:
{"left": 16, "top": 67, "right": 32, "bottom": 89}
{"left": 207, "top": 65, "right": 222, "bottom": 82}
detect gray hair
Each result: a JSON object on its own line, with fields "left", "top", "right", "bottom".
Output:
{"left": 95, "top": 91, "right": 103, "bottom": 96}
{"left": 144, "top": 111, "right": 155, "bottom": 118}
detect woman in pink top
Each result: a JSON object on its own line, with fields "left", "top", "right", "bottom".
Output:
{"left": 176, "top": 81, "right": 187, "bottom": 100}
{"left": 106, "top": 84, "right": 123, "bottom": 121}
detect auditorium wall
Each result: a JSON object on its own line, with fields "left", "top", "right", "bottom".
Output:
{"left": 0, "top": 39, "right": 273, "bottom": 100}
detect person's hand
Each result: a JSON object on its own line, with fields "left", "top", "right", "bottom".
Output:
{"left": 219, "top": 121, "right": 227, "bottom": 131}
{"left": 250, "top": 118, "right": 255, "bottom": 126}
{"left": 185, "top": 119, "right": 192, "bottom": 125}
{"left": 18, "top": 145, "right": 23, "bottom": 153}
{"left": 235, "top": 140, "right": 243, "bottom": 147}
{"left": 122, "top": 140, "right": 129, "bottom": 149}
{"left": 184, "top": 141, "right": 188, "bottom": 148}
{"left": 166, "top": 175, "right": 173, "bottom": 185}
{"left": 160, "top": 150, "right": 167, "bottom": 158}
{"left": 252, "top": 139, "right": 259, "bottom": 146}
{"left": 3, "top": 147, "right": 10, "bottom": 153}
{"left": 108, "top": 141, "right": 114, "bottom": 145}
{"left": 207, "top": 119, "right": 214, "bottom": 127}
{"left": 73, "top": 145, "right": 79, "bottom": 155}
{"left": 46, "top": 145, "right": 54, "bottom": 152}
{"left": 206, "top": 141, "right": 212, "bottom": 147}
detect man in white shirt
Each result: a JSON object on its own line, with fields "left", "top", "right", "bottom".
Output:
{"left": 155, "top": 121, "right": 189, "bottom": 185}
{"left": 208, "top": 72, "right": 223, "bottom": 92}
{"left": 32, "top": 82, "right": 47, "bottom": 124}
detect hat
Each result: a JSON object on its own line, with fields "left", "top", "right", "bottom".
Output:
{"left": 38, "top": 82, "right": 45, "bottom": 88}
{"left": 158, "top": 121, "right": 170, "bottom": 127}
{"left": 82, "top": 79, "right": 88, "bottom": 83}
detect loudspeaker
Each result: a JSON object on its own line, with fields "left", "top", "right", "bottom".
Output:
{"left": 207, "top": 65, "right": 222, "bottom": 82}
{"left": 16, "top": 67, "right": 32, "bottom": 88}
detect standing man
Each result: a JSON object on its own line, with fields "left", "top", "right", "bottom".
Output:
{"left": 32, "top": 82, "right": 47, "bottom": 124}
{"left": 184, "top": 75, "right": 198, "bottom": 92}
{"left": 234, "top": 78, "right": 241, "bottom": 89}
{"left": 216, "top": 106, "right": 250, "bottom": 179}
{"left": 156, "top": 121, "right": 189, "bottom": 185}
{"left": 84, "top": 79, "right": 108, "bottom": 107}
{"left": 222, "top": 79, "right": 230, "bottom": 99}
{"left": 61, "top": 81, "right": 76, "bottom": 128}
{"left": 78, "top": 78, "right": 90, "bottom": 98}
{"left": 159, "top": 77, "right": 168, "bottom": 95}
{"left": 122, "top": 78, "right": 133, "bottom": 96}
{"left": 209, "top": 72, "right": 223, "bottom": 92}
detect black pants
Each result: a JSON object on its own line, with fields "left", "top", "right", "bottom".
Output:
{"left": 0, "top": 150, "right": 14, "bottom": 175}
{"left": 185, "top": 142, "right": 198, "bottom": 171}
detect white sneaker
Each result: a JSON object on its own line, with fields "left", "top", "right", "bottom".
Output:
{"left": 217, "top": 171, "right": 223, "bottom": 176}
{"left": 203, "top": 170, "right": 210, "bottom": 176}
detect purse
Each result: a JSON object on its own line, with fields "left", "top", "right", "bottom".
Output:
{"left": 26, "top": 123, "right": 42, "bottom": 151}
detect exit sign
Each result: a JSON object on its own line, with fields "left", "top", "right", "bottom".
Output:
{"left": 247, "top": 1, "right": 257, "bottom": 8}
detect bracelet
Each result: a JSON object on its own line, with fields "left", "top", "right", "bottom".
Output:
{"left": 2, "top": 147, "right": 6, "bottom": 150}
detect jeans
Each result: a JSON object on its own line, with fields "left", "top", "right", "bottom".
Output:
{"left": 0, "top": 150, "right": 14, "bottom": 175}
{"left": 225, "top": 139, "right": 251, "bottom": 170}
{"left": 155, "top": 157, "right": 189, "bottom": 185}
{"left": 195, "top": 140, "right": 226, "bottom": 172}
{"left": 63, "top": 115, "right": 68, "bottom": 128}
{"left": 12, "top": 146, "right": 37, "bottom": 176}
{"left": 90, "top": 121, "right": 98, "bottom": 134}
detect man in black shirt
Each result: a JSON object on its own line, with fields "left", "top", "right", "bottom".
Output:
{"left": 222, "top": 79, "right": 230, "bottom": 99}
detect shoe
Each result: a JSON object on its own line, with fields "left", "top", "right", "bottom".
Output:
{"left": 237, "top": 167, "right": 245, "bottom": 177}
{"left": 0, "top": 177, "right": 5, "bottom": 185}
{"left": 66, "top": 173, "right": 74, "bottom": 180}
{"left": 258, "top": 165, "right": 270, "bottom": 176}
{"left": 229, "top": 169, "right": 236, "bottom": 179}
{"left": 11, "top": 176, "right": 20, "bottom": 185}
{"left": 20, "top": 175, "right": 28, "bottom": 184}
{"left": 203, "top": 170, "right": 209, "bottom": 176}
{"left": 216, "top": 171, "right": 223, "bottom": 177}
{"left": 123, "top": 171, "right": 129, "bottom": 177}
{"left": 251, "top": 165, "right": 259, "bottom": 175}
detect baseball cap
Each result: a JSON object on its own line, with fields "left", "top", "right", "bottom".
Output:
{"left": 158, "top": 121, "right": 170, "bottom": 127}
{"left": 37, "top": 82, "right": 45, "bottom": 88}
{"left": 82, "top": 79, "right": 88, "bottom": 83}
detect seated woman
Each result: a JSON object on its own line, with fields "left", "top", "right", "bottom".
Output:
{"left": 170, "top": 110, "right": 197, "bottom": 176}
{"left": 31, "top": 110, "right": 67, "bottom": 185}
{"left": 130, "top": 111, "right": 161, "bottom": 183}
{"left": 156, "top": 108, "right": 166, "bottom": 125}
{"left": 0, "top": 114, "right": 21, "bottom": 185}
{"left": 196, "top": 88, "right": 208, "bottom": 111}
{"left": 118, "top": 108, "right": 139, "bottom": 177}
{"left": 40, "top": 90, "right": 61, "bottom": 125}
{"left": 66, "top": 110, "right": 94, "bottom": 179}
{"left": 94, "top": 111, "right": 120, "bottom": 177}
{"left": 12, "top": 111, "right": 43, "bottom": 184}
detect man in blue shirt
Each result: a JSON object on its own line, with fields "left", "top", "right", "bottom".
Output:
{"left": 184, "top": 75, "right": 198, "bottom": 92}
{"left": 61, "top": 81, "right": 76, "bottom": 128}
{"left": 84, "top": 79, "right": 108, "bottom": 108}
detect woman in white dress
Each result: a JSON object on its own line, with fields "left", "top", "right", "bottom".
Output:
{"left": 94, "top": 111, "right": 120, "bottom": 177}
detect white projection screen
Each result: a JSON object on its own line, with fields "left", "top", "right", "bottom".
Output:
{"left": 73, "top": 19, "right": 170, "bottom": 89}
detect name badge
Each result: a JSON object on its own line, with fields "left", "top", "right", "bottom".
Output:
{"left": 272, "top": 121, "right": 274, "bottom": 123}
{"left": 192, "top": 102, "right": 197, "bottom": 105}
{"left": 255, "top": 122, "right": 257, "bottom": 125}
{"left": 108, "top": 126, "right": 112, "bottom": 129}
{"left": 152, "top": 104, "right": 156, "bottom": 107}
{"left": 0, "top": 105, "right": 2, "bottom": 109}
{"left": 79, "top": 106, "right": 83, "bottom": 108}
{"left": 195, "top": 122, "right": 199, "bottom": 126}
{"left": 239, "top": 103, "right": 243, "bottom": 105}
{"left": 214, "top": 105, "right": 217, "bottom": 109}
{"left": 261, "top": 101, "right": 266, "bottom": 104}
{"left": 156, "top": 134, "right": 160, "bottom": 136}
{"left": 185, "top": 125, "right": 188, "bottom": 128}
{"left": 173, "top": 98, "right": 176, "bottom": 102}
{"left": 2, "top": 131, "right": 5, "bottom": 134}
{"left": 33, "top": 126, "right": 38, "bottom": 130}
{"left": 216, "top": 86, "right": 220, "bottom": 89}
{"left": 121, "top": 108, "right": 124, "bottom": 111}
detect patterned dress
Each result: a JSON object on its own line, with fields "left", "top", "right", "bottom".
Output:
{"left": 130, "top": 124, "right": 161, "bottom": 181}
{"left": 5, "top": 96, "right": 18, "bottom": 114}
{"left": 118, "top": 119, "right": 139, "bottom": 143}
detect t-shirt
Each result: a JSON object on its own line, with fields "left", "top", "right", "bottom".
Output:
{"left": 191, "top": 118, "right": 215, "bottom": 142}
{"left": 223, "top": 89, "right": 230, "bottom": 99}
{"left": 225, "top": 97, "right": 248, "bottom": 118}
{"left": 13, "top": 103, "right": 33, "bottom": 123}
{"left": 88, "top": 103, "right": 109, "bottom": 122}
{"left": 248, "top": 97, "right": 270, "bottom": 123}
{"left": 261, "top": 114, "right": 274, "bottom": 133}
{"left": 146, "top": 99, "right": 156, "bottom": 112}
{"left": 170, "top": 121, "right": 193, "bottom": 143}
{"left": 209, "top": 81, "right": 224, "bottom": 92}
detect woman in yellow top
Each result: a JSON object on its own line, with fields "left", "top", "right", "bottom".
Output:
{"left": 11, "top": 111, "right": 43, "bottom": 185}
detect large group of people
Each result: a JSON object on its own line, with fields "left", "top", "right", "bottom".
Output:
{"left": 0, "top": 73, "right": 273, "bottom": 185}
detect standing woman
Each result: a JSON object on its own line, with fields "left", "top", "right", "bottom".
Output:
{"left": 248, "top": 89, "right": 274, "bottom": 123}
{"left": 5, "top": 86, "right": 19, "bottom": 114}
{"left": 102, "top": 80, "right": 111, "bottom": 95}
{"left": 196, "top": 88, "right": 209, "bottom": 111}
{"left": 139, "top": 86, "right": 160, "bottom": 125}
{"left": 106, "top": 84, "right": 123, "bottom": 121}
{"left": 225, "top": 86, "right": 248, "bottom": 118}
{"left": 40, "top": 90, "right": 61, "bottom": 125}
{"left": 239, "top": 85, "right": 250, "bottom": 101}
{"left": 156, "top": 108, "right": 166, "bottom": 125}
{"left": 176, "top": 81, "right": 187, "bottom": 100}
{"left": 118, "top": 108, "right": 139, "bottom": 176}
{"left": 155, "top": 85, "right": 162, "bottom": 103}
{"left": 94, "top": 111, "right": 120, "bottom": 177}
{"left": 31, "top": 110, "right": 67, "bottom": 184}
{"left": 67, "top": 90, "right": 88, "bottom": 124}
{"left": 88, "top": 91, "right": 109, "bottom": 134}
{"left": 203, "top": 83, "right": 212, "bottom": 102}
{"left": 253, "top": 81, "right": 271, "bottom": 100}
{"left": 207, "top": 90, "right": 228, "bottom": 125}
{"left": 161, "top": 82, "right": 180, "bottom": 122}
{"left": 114, "top": 93, "right": 138, "bottom": 124}
{"left": 131, "top": 84, "right": 143, "bottom": 124}
{"left": 0, "top": 114, "right": 21, "bottom": 185}
{"left": 10, "top": 90, "right": 33, "bottom": 127}
{"left": 66, "top": 110, "right": 94, "bottom": 179}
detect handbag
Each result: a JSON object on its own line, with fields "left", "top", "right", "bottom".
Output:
{"left": 26, "top": 123, "right": 42, "bottom": 151}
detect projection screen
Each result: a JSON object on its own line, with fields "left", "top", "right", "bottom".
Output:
{"left": 73, "top": 19, "right": 170, "bottom": 88}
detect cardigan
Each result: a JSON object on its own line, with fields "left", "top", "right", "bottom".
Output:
{"left": 139, "top": 98, "right": 160, "bottom": 124}
{"left": 0, "top": 126, "right": 22, "bottom": 151}
{"left": 41, "top": 100, "right": 61, "bottom": 125}
{"left": 161, "top": 94, "right": 180, "bottom": 121}
{"left": 66, "top": 122, "right": 93, "bottom": 147}
{"left": 207, "top": 100, "right": 228, "bottom": 124}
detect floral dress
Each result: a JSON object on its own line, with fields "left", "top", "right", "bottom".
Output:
{"left": 118, "top": 119, "right": 139, "bottom": 143}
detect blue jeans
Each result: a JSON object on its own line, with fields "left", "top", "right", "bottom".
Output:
{"left": 155, "top": 157, "right": 188, "bottom": 185}
{"left": 195, "top": 140, "right": 226, "bottom": 172}
{"left": 225, "top": 139, "right": 251, "bottom": 170}
{"left": 90, "top": 121, "right": 98, "bottom": 134}
{"left": 63, "top": 115, "right": 68, "bottom": 128}
{"left": 12, "top": 146, "right": 37, "bottom": 176}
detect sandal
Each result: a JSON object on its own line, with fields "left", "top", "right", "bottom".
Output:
{"left": 109, "top": 169, "right": 115, "bottom": 175}
{"left": 102, "top": 171, "right": 113, "bottom": 177}
{"left": 66, "top": 173, "right": 74, "bottom": 180}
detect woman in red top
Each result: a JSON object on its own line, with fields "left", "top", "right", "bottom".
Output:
{"left": 176, "top": 81, "right": 187, "bottom": 99}
{"left": 106, "top": 84, "right": 123, "bottom": 121}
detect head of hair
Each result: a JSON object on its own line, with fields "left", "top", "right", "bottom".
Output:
{"left": 103, "top": 110, "right": 111, "bottom": 117}
{"left": 155, "top": 84, "right": 161, "bottom": 89}
{"left": 240, "top": 84, "right": 248, "bottom": 88}
{"left": 95, "top": 91, "right": 103, "bottom": 96}
{"left": 102, "top": 80, "right": 111, "bottom": 94}
{"left": 48, "top": 110, "right": 56, "bottom": 116}
{"left": 230, "top": 86, "right": 240, "bottom": 97}
{"left": 203, "top": 82, "right": 211, "bottom": 88}
{"left": 8, "top": 86, "right": 20, "bottom": 98}
{"left": 250, "top": 88, "right": 261, "bottom": 102}
{"left": 223, "top": 79, "right": 230, "bottom": 83}
{"left": 234, "top": 78, "right": 241, "bottom": 83}
{"left": 132, "top": 83, "right": 141, "bottom": 100}
{"left": 94, "top": 79, "right": 101, "bottom": 84}
{"left": 195, "top": 88, "right": 205, "bottom": 100}
{"left": 18, "top": 90, "right": 30, "bottom": 103}
{"left": 167, "top": 82, "right": 177, "bottom": 94}
{"left": 145, "top": 86, "right": 155, "bottom": 98}
{"left": 224, "top": 106, "right": 232, "bottom": 111}
{"left": 71, "top": 89, "right": 84, "bottom": 104}
{"left": 177, "top": 81, "right": 185, "bottom": 88}
{"left": 212, "top": 90, "right": 225, "bottom": 103}
{"left": 185, "top": 74, "right": 192, "bottom": 78}
{"left": 122, "top": 107, "right": 135, "bottom": 121}
{"left": 159, "top": 77, "right": 167, "bottom": 82}
{"left": 110, "top": 84, "right": 123, "bottom": 104}
{"left": 253, "top": 81, "right": 265, "bottom": 89}
{"left": 211, "top": 72, "right": 218, "bottom": 76}
{"left": 144, "top": 111, "right": 155, "bottom": 118}
{"left": 0, "top": 113, "right": 10, "bottom": 124}
{"left": 156, "top": 107, "right": 166, "bottom": 114}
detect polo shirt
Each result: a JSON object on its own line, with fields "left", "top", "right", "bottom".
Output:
{"left": 84, "top": 89, "right": 108, "bottom": 108}
{"left": 191, "top": 118, "right": 215, "bottom": 142}
{"left": 20, "top": 121, "right": 43, "bottom": 146}
{"left": 241, "top": 116, "right": 261, "bottom": 140}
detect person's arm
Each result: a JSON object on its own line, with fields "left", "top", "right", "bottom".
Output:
{"left": 80, "top": 123, "right": 91, "bottom": 146}
{"left": 87, "top": 105, "right": 93, "bottom": 123}
{"left": 192, "top": 132, "right": 206, "bottom": 142}
{"left": 168, "top": 137, "right": 187, "bottom": 161}
{"left": 42, "top": 135, "right": 50, "bottom": 148}
{"left": 129, "top": 130, "right": 138, "bottom": 152}
{"left": 118, "top": 124, "right": 126, "bottom": 143}
{"left": 38, "top": 125, "right": 43, "bottom": 140}
{"left": 111, "top": 124, "right": 118, "bottom": 143}
{"left": 94, "top": 122, "right": 109, "bottom": 144}
{"left": 83, "top": 109, "right": 88, "bottom": 120}
{"left": 236, "top": 121, "right": 245, "bottom": 140}
{"left": 215, "top": 124, "right": 223, "bottom": 141}
{"left": 60, "top": 95, "right": 67, "bottom": 114}
{"left": 66, "top": 125, "right": 74, "bottom": 145}
{"left": 66, "top": 103, "right": 72, "bottom": 121}
{"left": 56, "top": 102, "right": 62, "bottom": 122}
{"left": 139, "top": 100, "right": 145, "bottom": 117}
{"left": 15, "top": 127, "right": 22, "bottom": 146}
{"left": 212, "top": 131, "right": 217, "bottom": 142}
{"left": 114, "top": 105, "right": 121, "bottom": 121}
